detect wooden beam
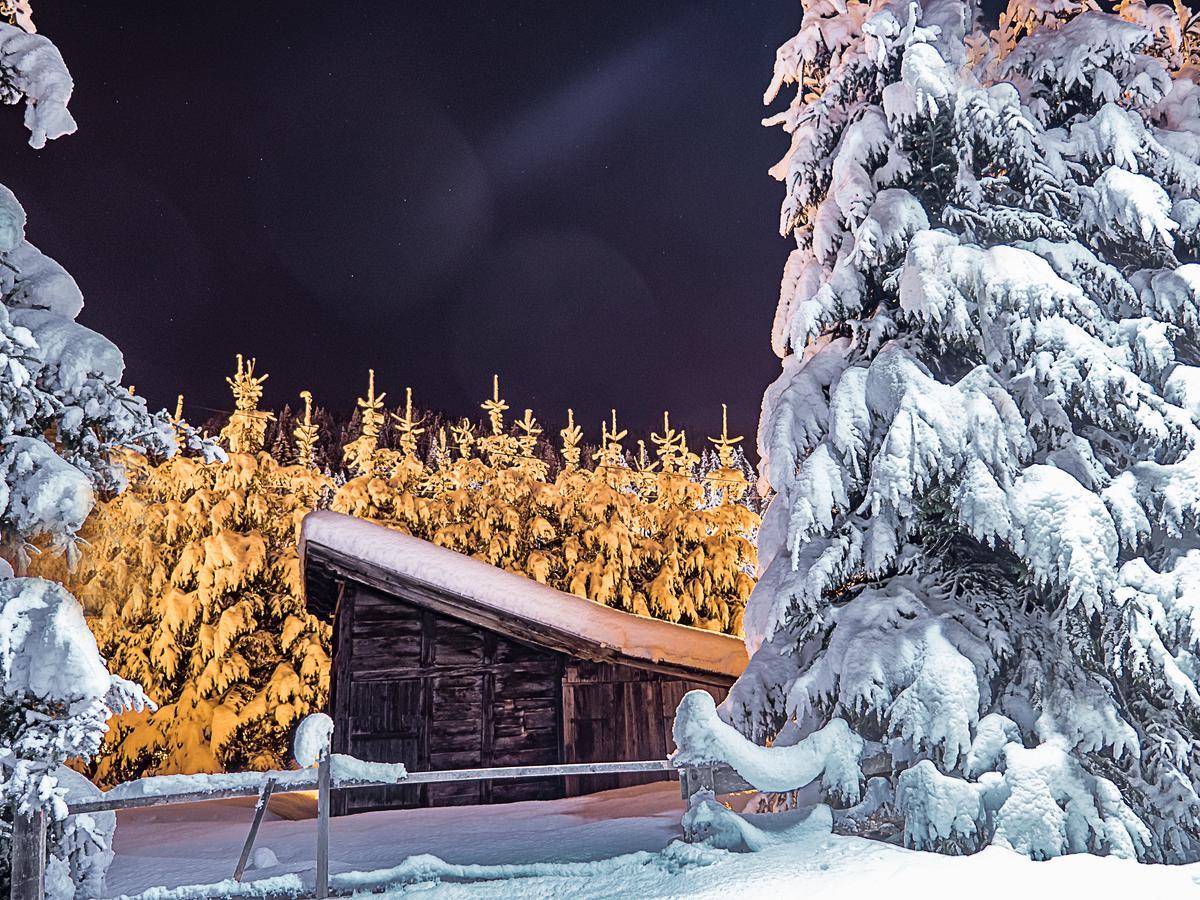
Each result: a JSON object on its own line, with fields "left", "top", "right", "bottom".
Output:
{"left": 233, "top": 778, "right": 276, "bottom": 882}
{"left": 316, "top": 752, "right": 331, "bottom": 899}
{"left": 330, "top": 579, "right": 352, "bottom": 818}
{"left": 399, "top": 759, "right": 674, "bottom": 785}
{"left": 66, "top": 767, "right": 400, "bottom": 815}
{"left": 68, "top": 759, "right": 679, "bottom": 816}
{"left": 9, "top": 807, "right": 46, "bottom": 900}
{"left": 480, "top": 631, "right": 496, "bottom": 804}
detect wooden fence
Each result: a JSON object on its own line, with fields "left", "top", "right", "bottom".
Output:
{"left": 10, "top": 756, "right": 735, "bottom": 900}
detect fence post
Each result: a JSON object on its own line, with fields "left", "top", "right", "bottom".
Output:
{"left": 315, "top": 750, "right": 331, "bottom": 899}
{"left": 233, "top": 777, "right": 276, "bottom": 882}
{"left": 10, "top": 807, "right": 46, "bottom": 900}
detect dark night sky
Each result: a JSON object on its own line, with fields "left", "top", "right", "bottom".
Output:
{"left": 4, "top": 3, "right": 799, "bottom": 445}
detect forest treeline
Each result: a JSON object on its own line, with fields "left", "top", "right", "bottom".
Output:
{"left": 36, "top": 358, "right": 763, "bottom": 784}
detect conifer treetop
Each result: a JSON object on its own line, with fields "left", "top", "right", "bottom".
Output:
{"left": 294, "top": 390, "right": 320, "bottom": 469}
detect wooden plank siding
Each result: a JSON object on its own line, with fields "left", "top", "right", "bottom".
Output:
{"left": 333, "top": 583, "right": 565, "bottom": 814}
{"left": 560, "top": 661, "right": 726, "bottom": 794}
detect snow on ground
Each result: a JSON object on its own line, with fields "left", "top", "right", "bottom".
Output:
{"left": 106, "top": 782, "right": 1200, "bottom": 899}
{"left": 106, "top": 782, "right": 683, "bottom": 897}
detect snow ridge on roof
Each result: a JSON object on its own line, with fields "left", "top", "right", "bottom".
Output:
{"left": 300, "top": 510, "right": 748, "bottom": 679}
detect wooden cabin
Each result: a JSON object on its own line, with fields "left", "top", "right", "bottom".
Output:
{"left": 301, "top": 510, "right": 748, "bottom": 815}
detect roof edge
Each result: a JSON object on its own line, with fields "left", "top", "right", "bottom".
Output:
{"left": 300, "top": 511, "right": 748, "bottom": 682}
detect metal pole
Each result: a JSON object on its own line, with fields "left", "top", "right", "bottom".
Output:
{"left": 233, "top": 777, "right": 276, "bottom": 882}
{"left": 10, "top": 807, "right": 46, "bottom": 900}
{"left": 316, "top": 751, "right": 331, "bottom": 898}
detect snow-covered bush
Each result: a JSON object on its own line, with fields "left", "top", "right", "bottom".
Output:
{"left": 0, "top": 7, "right": 178, "bottom": 897}
{"left": 721, "top": 0, "right": 1200, "bottom": 863}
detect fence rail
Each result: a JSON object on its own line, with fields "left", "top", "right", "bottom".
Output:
{"left": 18, "top": 756, "right": 712, "bottom": 900}
{"left": 67, "top": 758, "right": 678, "bottom": 815}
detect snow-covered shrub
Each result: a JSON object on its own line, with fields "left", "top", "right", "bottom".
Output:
{"left": 722, "top": 0, "right": 1200, "bottom": 863}
{"left": 682, "top": 787, "right": 835, "bottom": 850}
{"left": 44, "top": 763, "right": 116, "bottom": 899}
{"left": 0, "top": 7, "right": 179, "bottom": 896}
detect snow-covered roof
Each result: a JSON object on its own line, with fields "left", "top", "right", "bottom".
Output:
{"left": 300, "top": 510, "right": 747, "bottom": 682}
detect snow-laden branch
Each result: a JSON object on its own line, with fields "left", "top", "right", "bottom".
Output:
{"left": 671, "top": 690, "right": 864, "bottom": 799}
{"left": 0, "top": 21, "right": 76, "bottom": 149}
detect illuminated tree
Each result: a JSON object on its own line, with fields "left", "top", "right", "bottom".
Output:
{"left": 61, "top": 362, "right": 331, "bottom": 784}
{"left": 392, "top": 386, "right": 425, "bottom": 459}
{"left": 294, "top": 390, "right": 320, "bottom": 469}
{"left": 478, "top": 374, "right": 520, "bottom": 467}
{"left": 559, "top": 408, "right": 584, "bottom": 470}
{"left": 332, "top": 386, "right": 756, "bottom": 634}
{"left": 343, "top": 369, "right": 385, "bottom": 477}
{"left": 219, "top": 354, "right": 273, "bottom": 454}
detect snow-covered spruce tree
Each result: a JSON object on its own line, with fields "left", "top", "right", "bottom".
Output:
{"left": 56, "top": 398, "right": 331, "bottom": 784}
{"left": 0, "top": 9, "right": 175, "bottom": 897}
{"left": 332, "top": 383, "right": 760, "bottom": 632}
{"left": 76, "top": 452, "right": 330, "bottom": 782}
{"left": 717, "top": 0, "right": 1200, "bottom": 863}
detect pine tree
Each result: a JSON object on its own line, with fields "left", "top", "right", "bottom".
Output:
{"left": 269, "top": 401, "right": 296, "bottom": 465}
{"left": 293, "top": 390, "right": 320, "bottom": 470}
{"left": 724, "top": 0, "right": 1200, "bottom": 863}
{"left": 332, "top": 386, "right": 758, "bottom": 633}
{"left": 0, "top": 8, "right": 175, "bottom": 894}
{"left": 59, "top": 362, "right": 331, "bottom": 784}
{"left": 220, "top": 355, "right": 274, "bottom": 454}
{"left": 343, "top": 369, "right": 385, "bottom": 477}
{"left": 478, "top": 374, "right": 521, "bottom": 467}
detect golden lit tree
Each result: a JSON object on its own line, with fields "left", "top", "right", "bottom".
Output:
{"left": 478, "top": 374, "right": 520, "bottom": 467}
{"left": 706, "top": 403, "right": 750, "bottom": 504}
{"left": 392, "top": 386, "right": 425, "bottom": 459}
{"left": 294, "top": 390, "right": 320, "bottom": 469}
{"left": 559, "top": 408, "right": 583, "bottom": 470}
{"left": 343, "top": 369, "right": 385, "bottom": 477}
{"left": 50, "top": 361, "right": 332, "bottom": 784}
{"left": 220, "top": 354, "right": 273, "bottom": 453}
{"left": 334, "top": 385, "right": 757, "bottom": 634}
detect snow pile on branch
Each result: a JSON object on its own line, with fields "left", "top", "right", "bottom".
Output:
{"left": 897, "top": 740, "right": 1148, "bottom": 858}
{"left": 721, "top": 0, "right": 1200, "bottom": 865}
{"left": 0, "top": 576, "right": 109, "bottom": 702}
{"left": 0, "top": 21, "right": 76, "bottom": 149}
{"left": 673, "top": 690, "right": 863, "bottom": 799}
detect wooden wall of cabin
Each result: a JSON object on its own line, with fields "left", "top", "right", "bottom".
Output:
{"left": 330, "top": 581, "right": 565, "bottom": 815}
{"left": 560, "top": 661, "right": 730, "bottom": 795}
